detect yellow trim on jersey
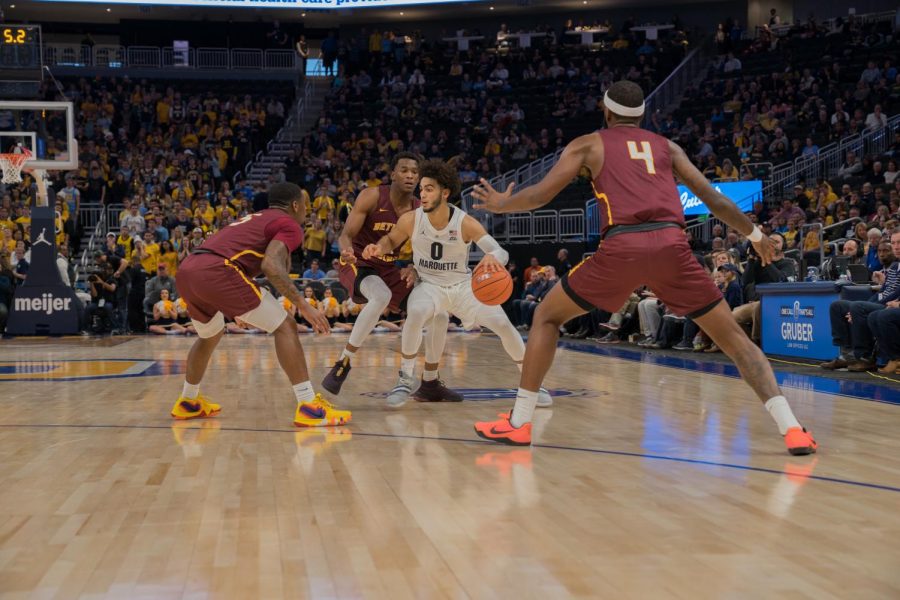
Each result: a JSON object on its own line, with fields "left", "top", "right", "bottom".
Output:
{"left": 590, "top": 183, "right": 614, "bottom": 227}
{"left": 567, "top": 257, "right": 590, "bottom": 277}
{"left": 229, "top": 249, "right": 265, "bottom": 262}
{"left": 224, "top": 259, "right": 262, "bottom": 299}
{"left": 338, "top": 257, "right": 358, "bottom": 275}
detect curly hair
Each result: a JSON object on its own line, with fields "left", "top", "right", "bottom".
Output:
{"left": 419, "top": 159, "right": 461, "bottom": 202}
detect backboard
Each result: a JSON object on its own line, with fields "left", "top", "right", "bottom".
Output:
{"left": 0, "top": 101, "right": 77, "bottom": 171}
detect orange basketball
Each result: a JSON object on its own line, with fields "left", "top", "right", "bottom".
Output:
{"left": 472, "top": 266, "right": 513, "bottom": 305}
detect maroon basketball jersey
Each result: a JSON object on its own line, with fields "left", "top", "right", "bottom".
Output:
{"left": 353, "top": 185, "right": 419, "bottom": 269}
{"left": 592, "top": 127, "right": 685, "bottom": 235}
{"left": 197, "top": 209, "right": 303, "bottom": 277}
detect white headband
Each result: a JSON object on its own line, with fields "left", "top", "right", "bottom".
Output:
{"left": 603, "top": 92, "right": 645, "bottom": 117}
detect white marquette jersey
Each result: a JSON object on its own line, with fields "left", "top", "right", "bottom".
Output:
{"left": 412, "top": 205, "right": 470, "bottom": 286}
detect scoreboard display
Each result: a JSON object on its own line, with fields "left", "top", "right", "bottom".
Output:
{"left": 0, "top": 25, "right": 43, "bottom": 82}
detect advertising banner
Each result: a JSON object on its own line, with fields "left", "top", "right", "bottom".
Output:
{"left": 759, "top": 283, "right": 839, "bottom": 361}
{"left": 677, "top": 180, "right": 761, "bottom": 216}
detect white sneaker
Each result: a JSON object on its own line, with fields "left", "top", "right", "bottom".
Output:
{"left": 537, "top": 387, "right": 553, "bottom": 408}
{"left": 386, "top": 371, "right": 418, "bottom": 408}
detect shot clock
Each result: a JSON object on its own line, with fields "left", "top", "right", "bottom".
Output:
{"left": 0, "top": 24, "right": 43, "bottom": 81}
{"left": 0, "top": 24, "right": 42, "bottom": 98}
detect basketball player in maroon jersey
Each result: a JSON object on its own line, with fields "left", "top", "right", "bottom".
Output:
{"left": 172, "top": 182, "right": 352, "bottom": 427}
{"left": 322, "top": 152, "right": 459, "bottom": 403}
{"left": 471, "top": 81, "right": 816, "bottom": 455}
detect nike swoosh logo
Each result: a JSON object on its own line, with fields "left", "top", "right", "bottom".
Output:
{"left": 300, "top": 405, "right": 326, "bottom": 419}
{"left": 489, "top": 425, "right": 515, "bottom": 435}
{"left": 378, "top": 208, "right": 389, "bottom": 212}
{"left": 181, "top": 401, "right": 201, "bottom": 412}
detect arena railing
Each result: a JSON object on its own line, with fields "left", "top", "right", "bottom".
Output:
{"left": 460, "top": 35, "right": 712, "bottom": 240}
{"left": 43, "top": 44, "right": 300, "bottom": 72}
{"left": 236, "top": 78, "right": 313, "bottom": 183}
{"left": 644, "top": 35, "right": 715, "bottom": 120}
{"left": 765, "top": 114, "right": 900, "bottom": 200}
{"left": 799, "top": 216, "right": 863, "bottom": 269}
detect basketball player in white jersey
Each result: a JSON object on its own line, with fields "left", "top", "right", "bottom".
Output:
{"left": 363, "top": 159, "right": 553, "bottom": 408}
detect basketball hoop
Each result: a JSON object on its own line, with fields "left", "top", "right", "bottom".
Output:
{"left": 0, "top": 147, "right": 32, "bottom": 184}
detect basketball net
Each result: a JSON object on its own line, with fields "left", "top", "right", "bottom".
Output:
{"left": 0, "top": 147, "right": 51, "bottom": 208}
{"left": 0, "top": 146, "right": 31, "bottom": 184}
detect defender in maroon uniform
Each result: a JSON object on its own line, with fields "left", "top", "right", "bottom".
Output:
{"left": 471, "top": 81, "right": 816, "bottom": 456}
{"left": 171, "top": 182, "right": 352, "bottom": 428}
{"left": 322, "top": 152, "right": 457, "bottom": 403}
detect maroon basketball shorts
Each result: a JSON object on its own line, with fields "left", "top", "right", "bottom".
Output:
{"left": 561, "top": 227, "right": 723, "bottom": 318}
{"left": 177, "top": 253, "right": 287, "bottom": 337}
{"left": 338, "top": 258, "right": 411, "bottom": 312}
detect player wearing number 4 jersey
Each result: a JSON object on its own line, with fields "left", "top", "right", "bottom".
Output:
{"left": 173, "top": 182, "right": 351, "bottom": 427}
{"left": 471, "top": 81, "right": 816, "bottom": 455}
{"left": 363, "top": 159, "right": 553, "bottom": 408}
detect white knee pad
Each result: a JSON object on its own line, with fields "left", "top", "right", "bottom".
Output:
{"left": 191, "top": 312, "right": 226, "bottom": 339}
{"left": 359, "top": 275, "right": 392, "bottom": 309}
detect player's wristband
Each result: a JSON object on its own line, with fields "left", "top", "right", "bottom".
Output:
{"left": 747, "top": 226, "right": 763, "bottom": 243}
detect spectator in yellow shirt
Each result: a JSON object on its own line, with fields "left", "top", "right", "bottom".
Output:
{"left": 181, "top": 128, "right": 199, "bottom": 150}
{"left": 365, "top": 170, "right": 382, "bottom": 188}
{"left": 156, "top": 97, "right": 171, "bottom": 125}
{"left": 0, "top": 206, "right": 14, "bottom": 234}
{"left": 215, "top": 195, "right": 236, "bottom": 224}
{"left": 158, "top": 240, "right": 179, "bottom": 276}
{"left": 303, "top": 218, "right": 327, "bottom": 260}
{"left": 116, "top": 226, "right": 134, "bottom": 260}
{"left": 194, "top": 198, "right": 215, "bottom": 229}
{"left": 313, "top": 193, "right": 335, "bottom": 221}
{"left": 137, "top": 231, "right": 160, "bottom": 273}
{"left": 718, "top": 158, "right": 739, "bottom": 182}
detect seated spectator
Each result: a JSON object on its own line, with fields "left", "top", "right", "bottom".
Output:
{"left": 869, "top": 307, "right": 900, "bottom": 374}
{"left": 838, "top": 151, "right": 863, "bottom": 179}
{"left": 865, "top": 228, "right": 883, "bottom": 273}
{"left": 820, "top": 228, "right": 900, "bottom": 371}
{"left": 149, "top": 289, "right": 189, "bottom": 335}
{"left": 635, "top": 290, "right": 662, "bottom": 347}
{"left": 325, "top": 258, "right": 340, "bottom": 278}
{"left": 876, "top": 240, "right": 896, "bottom": 272}
{"left": 144, "top": 263, "right": 177, "bottom": 315}
{"left": 865, "top": 104, "right": 888, "bottom": 131}
{"left": 698, "top": 264, "right": 744, "bottom": 353}
{"left": 174, "top": 297, "right": 196, "bottom": 334}
{"left": 733, "top": 232, "right": 796, "bottom": 342}
{"left": 303, "top": 259, "right": 326, "bottom": 280}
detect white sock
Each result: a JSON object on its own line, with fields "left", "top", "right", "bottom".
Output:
{"left": 423, "top": 369, "right": 438, "bottom": 381}
{"left": 765, "top": 395, "right": 801, "bottom": 435}
{"left": 510, "top": 389, "right": 538, "bottom": 428}
{"left": 182, "top": 381, "right": 200, "bottom": 400}
{"left": 293, "top": 381, "right": 316, "bottom": 404}
{"left": 400, "top": 357, "right": 416, "bottom": 378}
{"left": 340, "top": 348, "right": 355, "bottom": 362}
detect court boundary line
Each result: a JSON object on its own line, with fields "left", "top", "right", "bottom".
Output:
{"left": 553, "top": 340, "right": 900, "bottom": 404}
{"left": 2, "top": 422, "right": 898, "bottom": 494}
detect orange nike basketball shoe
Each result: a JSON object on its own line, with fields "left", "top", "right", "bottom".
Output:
{"left": 294, "top": 393, "right": 352, "bottom": 427}
{"left": 784, "top": 427, "right": 817, "bottom": 456}
{"left": 474, "top": 412, "right": 532, "bottom": 446}
{"left": 171, "top": 395, "right": 221, "bottom": 420}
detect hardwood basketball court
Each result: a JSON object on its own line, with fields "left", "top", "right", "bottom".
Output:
{"left": 1, "top": 333, "right": 898, "bottom": 598}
